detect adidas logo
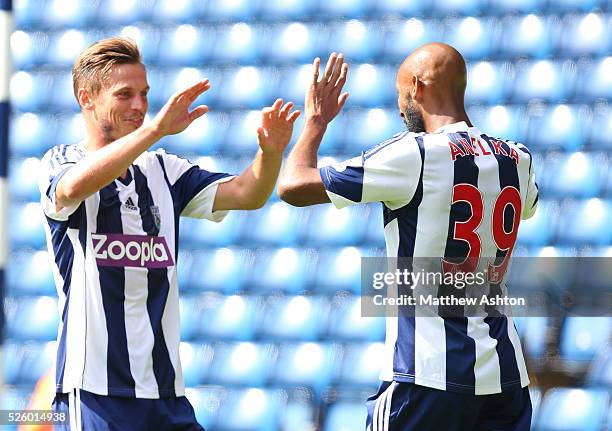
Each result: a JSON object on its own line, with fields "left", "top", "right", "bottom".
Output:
{"left": 124, "top": 197, "right": 138, "bottom": 211}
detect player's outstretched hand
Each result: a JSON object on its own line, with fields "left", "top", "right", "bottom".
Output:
{"left": 257, "top": 98, "right": 301, "bottom": 154}
{"left": 152, "top": 79, "right": 211, "bottom": 136}
{"left": 305, "top": 52, "right": 349, "bottom": 125}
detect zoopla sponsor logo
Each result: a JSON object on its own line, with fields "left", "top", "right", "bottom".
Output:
{"left": 92, "top": 234, "right": 174, "bottom": 268}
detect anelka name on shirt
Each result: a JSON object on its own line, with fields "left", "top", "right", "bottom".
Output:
{"left": 92, "top": 233, "right": 174, "bottom": 268}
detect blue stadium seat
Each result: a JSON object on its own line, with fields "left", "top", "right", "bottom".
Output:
{"left": 5, "top": 296, "right": 59, "bottom": 341}
{"left": 548, "top": 0, "right": 605, "bottom": 12}
{"left": 44, "top": 0, "right": 97, "bottom": 28}
{"left": 432, "top": 0, "right": 486, "bottom": 16}
{"left": 185, "top": 386, "right": 225, "bottom": 430}
{"left": 372, "top": 0, "right": 426, "bottom": 17}
{"left": 589, "top": 106, "right": 612, "bottom": 151}
{"left": 249, "top": 248, "right": 313, "bottom": 294}
{"left": 10, "top": 112, "right": 57, "bottom": 157}
{"left": 343, "top": 64, "right": 396, "bottom": 108}
{"left": 163, "top": 112, "right": 226, "bottom": 155}
{"left": 535, "top": 388, "right": 610, "bottom": 431}
{"left": 115, "top": 25, "right": 161, "bottom": 66}
{"left": 157, "top": 25, "right": 211, "bottom": 67}
{"left": 468, "top": 105, "right": 526, "bottom": 142}
{"left": 263, "top": 22, "right": 323, "bottom": 63}
{"left": 305, "top": 206, "right": 366, "bottom": 246}
{"left": 151, "top": 0, "right": 204, "bottom": 23}
{"left": 9, "top": 157, "right": 42, "bottom": 201}
{"left": 364, "top": 203, "right": 385, "bottom": 247}
{"left": 272, "top": 342, "right": 340, "bottom": 393}
{"left": 577, "top": 56, "right": 612, "bottom": 102}
{"left": 322, "top": 20, "right": 381, "bottom": 63}
{"left": 200, "top": 0, "right": 260, "bottom": 22}
{"left": 6, "top": 251, "right": 56, "bottom": 296}
{"left": 516, "top": 200, "right": 558, "bottom": 246}
{"left": 9, "top": 341, "right": 56, "bottom": 386}
{"left": 96, "top": 0, "right": 152, "bottom": 25}
{"left": 381, "top": 19, "right": 443, "bottom": 63}
{"left": 312, "top": 247, "right": 364, "bottom": 294}
{"left": 210, "top": 23, "right": 264, "bottom": 65}
{"left": 324, "top": 400, "right": 368, "bottom": 431}
{"left": 11, "top": 30, "right": 49, "bottom": 70}
{"left": 486, "top": 0, "right": 546, "bottom": 14}
{"left": 558, "top": 13, "right": 611, "bottom": 57}
{"left": 198, "top": 294, "right": 261, "bottom": 340}
{"left": 206, "top": 342, "right": 275, "bottom": 387}
{"left": 179, "top": 296, "right": 201, "bottom": 341}
{"left": 258, "top": 0, "right": 315, "bottom": 20}
{"left": 337, "top": 342, "right": 384, "bottom": 387}
{"left": 342, "top": 109, "right": 403, "bottom": 154}
{"left": 274, "top": 63, "right": 316, "bottom": 107}
{"left": 54, "top": 114, "right": 86, "bottom": 147}
{"left": 241, "top": 202, "right": 305, "bottom": 246}
{"left": 50, "top": 72, "right": 81, "bottom": 112}
{"left": 512, "top": 61, "right": 574, "bottom": 103}
{"left": 0, "top": 386, "right": 33, "bottom": 412}
{"left": 326, "top": 295, "right": 385, "bottom": 341}
{"left": 560, "top": 316, "right": 612, "bottom": 362}
{"left": 44, "top": 29, "right": 92, "bottom": 68}
{"left": 443, "top": 17, "right": 497, "bottom": 60}
{"left": 179, "top": 211, "right": 244, "bottom": 248}
{"left": 179, "top": 342, "right": 213, "bottom": 387}
{"left": 218, "top": 66, "right": 274, "bottom": 109}
{"left": 541, "top": 152, "right": 607, "bottom": 198}
{"left": 257, "top": 295, "right": 329, "bottom": 340}
{"left": 186, "top": 249, "right": 248, "bottom": 293}
{"left": 214, "top": 388, "right": 285, "bottom": 431}
{"left": 556, "top": 199, "right": 612, "bottom": 245}
{"left": 315, "top": 0, "right": 372, "bottom": 18}
{"left": 11, "top": 71, "right": 55, "bottom": 113}
{"left": 224, "top": 110, "right": 269, "bottom": 155}
{"left": 586, "top": 347, "right": 612, "bottom": 388}
{"left": 14, "top": 0, "right": 47, "bottom": 28}
{"left": 512, "top": 317, "right": 549, "bottom": 360}
{"left": 526, "top": 104, "right": 587, "bottom": 151}
{"left": 10, "top": 202, "right": 46, "bottom": 249}
{"left": 499, "top": 15, "right": 557, "bottom": 59}
{"left": 281, "top": 395, "right": 316, "bottom": 431}
{"left": 160, "top": 67, "right": 221, "bottom": 111}
{"left": 465, "top": 62, "right": 511, "bottom": 105}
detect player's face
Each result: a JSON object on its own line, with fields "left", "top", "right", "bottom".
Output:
{"left": 91, "top": 63, "right": 149, "bottom": 142}
{"left": 397, "top": 91, "right": 425, "bottom": 133}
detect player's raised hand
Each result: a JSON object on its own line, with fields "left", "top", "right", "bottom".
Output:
{"left": 305, "top": 53, "right": 349, "bottom": 125}
{"left": 257, "top": 98, "right": 301, "bottom": 154}
{"left": 151, "top": 79, "right": 211, "bottom": 136}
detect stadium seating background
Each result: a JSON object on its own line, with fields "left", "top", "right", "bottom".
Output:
{"left": 3, "top": 0, "right": 612, "bottom": 429}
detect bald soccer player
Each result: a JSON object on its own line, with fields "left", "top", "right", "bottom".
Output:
{"left": 279, "top": 44, "right": 538, "bottom": 430}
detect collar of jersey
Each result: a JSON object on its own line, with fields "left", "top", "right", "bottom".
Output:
{"left": 434, "top": 121, "right": 471, "bottom": 134}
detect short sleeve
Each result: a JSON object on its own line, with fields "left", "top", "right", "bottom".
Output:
{"left": 155, "top": 150, "right": 236, "bottom": 222}
{"left": 522, "top": 170, "right": 539, "bottom": 220}
{"left": 319, "top": 132, "right": 423, "bottom": 209}
{"left": 38, "top": 144, "right": 85, "bottom": 221}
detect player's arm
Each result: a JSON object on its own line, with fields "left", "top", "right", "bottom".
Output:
{"left": 278, "top": 53, "right": 349, "bottom": 207}
{"left": 54, "top": 80, "right": 211, "bottom": 209}
{"left": 213, "top": 99, "right": 300, "bottom": 211}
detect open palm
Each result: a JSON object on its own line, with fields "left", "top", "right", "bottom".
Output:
{"left": 257, "top": 98, "right": 301, "bottom": 154}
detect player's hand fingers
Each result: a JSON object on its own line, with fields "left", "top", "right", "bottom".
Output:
{"left": 183, "top": 80, "right": 210, "bottom": 102}
{"left": 279, "top": 101, "right": 294, "bottom": 120}
{"left": 338, "top": 92, "right": 349, "bottom": 111}
{"left": 188, "top": 105, "right": 208, "bottom": 122}
{"left": 312, "top": 57, "right": 321, "bottom": 84}
{"left": 287, "top": 110, "right": 301, "bottom": 124}
{"left": 262, "top": 98, "right": 284, "bottom": 119}
{"left": 329, "top": 54, "right": 344, "bottom": 84}
{"left": 335, "top": 63, "right": 349, "bottom": 89}
{"left": 323, "top": 52, "right": 338, "bottom": 83}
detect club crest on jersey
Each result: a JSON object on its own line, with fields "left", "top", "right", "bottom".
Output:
{"left": 91, "top": 233, "right": 174, "bottom": 268}
{"left": 150, "top": 205, "right": 161, "bottom": 230}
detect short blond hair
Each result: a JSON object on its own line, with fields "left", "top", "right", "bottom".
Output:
{"left": 72, "top": 37, "right": 143, "bottom": 103}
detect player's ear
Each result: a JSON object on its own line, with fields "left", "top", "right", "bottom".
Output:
{"left": 78, "top": 88, "right": 94, "bottom": 110}
{"left": 412, "top": 75, "right": 424, "bottom": 102}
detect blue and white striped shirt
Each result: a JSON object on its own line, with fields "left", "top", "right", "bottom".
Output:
{"left": 39, "top": 143, "right": 234, "bottom": 398}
